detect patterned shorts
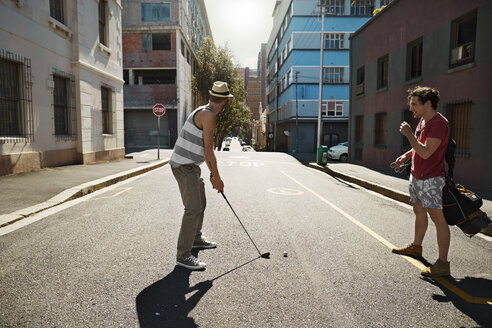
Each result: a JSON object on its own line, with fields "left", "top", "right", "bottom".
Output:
{"left": 409, "top": 175, "right": 445, "bottom": 209}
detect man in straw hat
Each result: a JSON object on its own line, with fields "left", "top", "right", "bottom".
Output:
{"left": 170, "top": 81, "right": 234, "bottom": 270}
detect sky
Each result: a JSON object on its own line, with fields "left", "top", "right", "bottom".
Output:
{"left": 203, "top": 0, "right": 277, "bottom": 69}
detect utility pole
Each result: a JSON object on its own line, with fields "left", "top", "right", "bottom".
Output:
{"left": 316, "top": 1, "right": 325, "bottom": 151}
{"left": 295, "top": 71, "right": 299, "bottom": 153}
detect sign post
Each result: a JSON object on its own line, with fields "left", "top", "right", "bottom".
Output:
{"left": 153, "top": 104, "right": 166, "bottom": 159}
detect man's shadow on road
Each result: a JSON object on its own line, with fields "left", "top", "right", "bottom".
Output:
{"left": 415, "top": 257, "right": 492, "bottom": 326}
{"left": 136, "top": 257, "right": 212, "bottom": 328}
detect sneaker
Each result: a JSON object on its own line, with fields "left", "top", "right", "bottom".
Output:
{"left": 392, "top": 244, "right": 422, "bottom": 257}
{"left": 176, "top": 256, "right": 206, "bottom": 270}
{"left": 421, "top": 259, "right": 450, "bottom": 277}
{"left": 192, "top": 237, "right": 217, "bottom": 249}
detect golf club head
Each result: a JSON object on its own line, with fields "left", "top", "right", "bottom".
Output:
{"left": 261, "top": 252, "right": 270, "bottom": 259}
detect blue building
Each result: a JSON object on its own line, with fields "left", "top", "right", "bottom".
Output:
{"left": 266, "top": 0, "right": 388, "bottom": 159}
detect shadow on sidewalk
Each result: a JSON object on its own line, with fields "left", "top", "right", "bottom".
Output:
{"left": 136, "top": 266, "right": 212, "bottom": 328}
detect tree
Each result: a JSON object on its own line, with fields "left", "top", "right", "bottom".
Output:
{"left": 192, "top": 37, "right": 251, "bottom": 149}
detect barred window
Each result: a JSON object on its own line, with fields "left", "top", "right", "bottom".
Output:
{"left": 0, "top": 51, "right": 33, "bottom": 142}
{"left": 321, "top": 0, "right": 345, "bottom": 16}
{"left": 447, "top": 102, "right": 472, "bottom": 157}
{"left": 375, "top": 112, "right": 387, "bottom": 145}
{"left": 355, "top": 115, "right": 364, "bottom": 143}
{"left": 101, "top": 87, "right": 112, "bottom": 134}
{"left": 323, "top": 67, "right": 345, "bottom": 83}
{"left": 324, "top": 33, "right": 345, "bottom": 49}
{"left": 53, "top": 75, "right": 70, "bottom": 135}
{"left": 98, "top": 0, "right": 107, "bottom": 46}
{"left": 350, "top": 0, "right": 374, "bottom": 16}
{"left": 50, "top": 0, "right": 64, "bottom": 24}
{"left": 356, "top": 66, "right": 365, "bottom": 95}
{"left": 377, "top": 55, "right": 388, "bottom": 89}
{"left": 407, "top": 38, "right": 422, "bottom": 80}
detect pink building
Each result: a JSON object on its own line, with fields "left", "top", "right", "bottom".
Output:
{"left": 350, "top": 0, "right": 492, "bottom": 190}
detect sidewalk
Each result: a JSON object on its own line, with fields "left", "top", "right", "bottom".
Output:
{"left": 309, "top": 161, "right": 492, "bottom": 236}
{"left": 1, "top": 150, "right": 490, "bottom": 237}
{"left": 0, "top": 149, "right": 170, "bottom": 227}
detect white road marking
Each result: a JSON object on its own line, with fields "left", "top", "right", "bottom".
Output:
{"left": 267, "top": 188, "right": 304, "bottom": 196}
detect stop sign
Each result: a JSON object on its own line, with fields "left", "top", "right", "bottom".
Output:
{"left": 153, "top": 103, "right": 166, "bottom": 116}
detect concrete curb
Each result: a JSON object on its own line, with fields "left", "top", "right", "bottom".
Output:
{"left": 308, "top": 162, "right": 492, "bottom": 238}
{"left": 308, "top": 162, "right": 411, "bottom": 205}
{"left": 0, "top": 160, "right": 169, "bottom": 228}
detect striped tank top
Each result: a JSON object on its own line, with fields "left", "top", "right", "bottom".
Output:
{"left": 170, "top": 105, "right": 210, "bottom": 167}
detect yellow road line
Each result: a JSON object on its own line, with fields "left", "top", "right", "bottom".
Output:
{"left": 281, "top": 171, "right": 492, "bottom": 306}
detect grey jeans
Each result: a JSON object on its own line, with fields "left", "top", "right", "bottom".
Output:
{"left": 171, "top": 164, "right": 206, "bottom": 259}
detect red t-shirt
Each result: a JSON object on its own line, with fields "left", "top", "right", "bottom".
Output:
{"left": 411, "top": 113, "right": 449, "bottom": 179}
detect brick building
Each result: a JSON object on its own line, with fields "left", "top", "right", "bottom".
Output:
{"left": 122, "top": 0, "right": 211, "bottom": 150}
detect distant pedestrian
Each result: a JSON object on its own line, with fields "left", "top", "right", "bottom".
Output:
{"left": 392, "top": 86, "right": 451, "bottom": 277}
{"left": 170, "top": 81, "right": 233, "bottom": 270}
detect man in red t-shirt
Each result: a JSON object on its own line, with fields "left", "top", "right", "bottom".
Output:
{"left": 392, "top": 86, "right": 451, "bottom": 277}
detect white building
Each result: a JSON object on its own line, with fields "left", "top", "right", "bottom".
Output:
{"left": 0, "top": 0, "right": 125, "bottom": 175}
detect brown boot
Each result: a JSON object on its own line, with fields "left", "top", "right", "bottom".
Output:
{"left": 421, "top": 259, "right": 450, "bottom": 277}
{"left": 392, "top": 244, "right": 422, "bottom": 257}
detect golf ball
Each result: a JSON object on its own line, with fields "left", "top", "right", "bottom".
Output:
{"left": 283, "top": 251, "right": 288, "bottom": 257}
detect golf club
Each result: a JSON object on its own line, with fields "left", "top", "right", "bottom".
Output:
{"left": 220, "top": 191, "right": 270, "bottom": 259}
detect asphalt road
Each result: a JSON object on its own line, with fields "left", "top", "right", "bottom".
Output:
{"left": 1, "top": 140, "right": 491, "bottom": 327}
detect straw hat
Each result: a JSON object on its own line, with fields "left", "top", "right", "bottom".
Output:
{"left": 209, "top": 81, "right": 234, "bottom": 98}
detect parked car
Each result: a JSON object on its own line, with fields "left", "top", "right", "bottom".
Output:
{"left": 327, "top": 141, "right": 348, "bottom": 162}
{"left": 242, "top": 145, "right": 253, "bottom": 152}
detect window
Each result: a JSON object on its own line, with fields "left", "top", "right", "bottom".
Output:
{"left": 377, "top": 55, "right": 388, "bottom": 89}
{"left": 355, "top": 115, "right": 364, "bottom": 143}
{"left": 141, "top": 3, "right": 171, "bottom": 22}
{"left": 450, "top": 11, "right": 476, "bottom": 67}
{"left": 350, "top": 0, "right": 374, "bottom": 16}
{"left": 407, "top": 38, "right": 422, "bottom": 80}
{"left": 324, "top": 33, "right": 345, "bottom": 49}
{"left": 322, "top": 101, "right": 343, "bottom": 116}
{"left": 142, "top": 33, "right": 172, "bottom": 51}
{"left": 356, "top": 66, "right": 365, "bottom": 95}
{"left": 402, "top": 109, "right": 420, "bottom": 149}
{"left": 133, "top": 69, "right": 176, "bottom": 84}
{"left": 375, "top": 113, "right": 387, "bottom": 145}
{"left": 321, "top": 0, "right": 345, "bottom": 16}
{"left": 123, "top": 69, "right": 129, "bottom": 85}
{"left": 447, "top": 102, "right": 472, "bottom": 157}
{"left": 0, "top": 54, "right": 33, "bottom": 141}
{"left": 152, "top": 33, "right": 171, "bottom": 50}
{"left": 101, "top": 87, "right": 112, "bottom": 134}
{"left": 323, "top": 67, "right": 345, "bottom": 83}
{"left": 53, "top": 75, "right": 70, "bottom": 135}
{"left": 50, "top": 0, "right": 64, "bottom": 23}
{"left": 181, "top": 40, "right": 185, "bottom": 56}
{"left": 98, "top": 0, "right": 107, "bottom": 46}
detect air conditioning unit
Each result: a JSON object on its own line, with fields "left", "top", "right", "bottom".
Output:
{"left": 450, "top": 42, "right": 473, "bottom": 64}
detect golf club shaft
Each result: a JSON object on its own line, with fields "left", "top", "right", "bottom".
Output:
{"left": 220, "top": 191, "right": 262, "bottom": 256}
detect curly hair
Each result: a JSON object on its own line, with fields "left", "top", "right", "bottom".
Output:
{"left": 407, "top": 86, "right": 440, "bottom": 109}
